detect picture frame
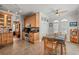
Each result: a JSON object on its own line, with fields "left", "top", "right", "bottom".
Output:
{"left": 70, "top": 22, "right": 77, "bottom": 27}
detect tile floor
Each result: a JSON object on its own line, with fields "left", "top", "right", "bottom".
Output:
{"left": 0, "top": 37, "right": 79, "bottom": 55}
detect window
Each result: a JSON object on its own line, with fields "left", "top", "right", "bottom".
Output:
{"left": 53, "top": 20, "right": 59, "bottom": 33}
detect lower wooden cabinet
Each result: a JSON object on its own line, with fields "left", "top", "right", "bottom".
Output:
{"left": 2, "top": 33, "right": 7, "bottom": 45}
{"left": 0, "top": 32, "right": 13, "bottom": 46}
{"left": 29, "top": 32, "right": 39, "bottom": 43}
{"left": 7, "top": 32, "right": 13, "bottom": 44}
{"left": 29, "top": 33, "right": 34, "bottom": 43}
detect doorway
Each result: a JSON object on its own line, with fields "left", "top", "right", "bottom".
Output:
{"left": 13, "top": 21, "right": 20, "bottom": 38}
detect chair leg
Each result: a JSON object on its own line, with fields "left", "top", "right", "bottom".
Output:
{"left": 61, "top": 44, "right": 63, "bottom": 55}
{"left": 59, "top": 43, "right": 66, "bottom": 55}
{"left": 44, "top": 41, "right": 46, "bottom": 54}
{"left": 55, "top": 43, "right": 58, "bottom": 55}
{"left": 64, "top": 44, "right": 66, "bottom": 55}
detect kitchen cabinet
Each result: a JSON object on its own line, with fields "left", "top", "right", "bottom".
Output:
{"left": 29, "top": 32, "right": 34, "bottom": 43}
{"left": 29, "top": 32, "right": 39, "bottom": 43}
{"left": 24, "top": 13, "right": 39, "bottom": 43}
{"left": 24, "top": 16, "right": 29, "bottom": 27}
{"left": 29, "top": 15, "right": 36, "bottom": 27}
{"left": 36, "top": 13, "right": 39, "bottom": 27}
{"left": 2, "top": 33, "right": 7, "bottom": 45}
{"left": 0, "top": 32, "right": 13, "bottom": 46}
{"left": 0, "top": 14, "right": 12, "bottom": 29}
{"left": 7, "top": 32, "right": 13, "bottom": 44}
{"left": 0, "top": 12, "right": 13, "bottom": 47}
{"left": 24, "top": 13, "right": 39, "bottom": 27}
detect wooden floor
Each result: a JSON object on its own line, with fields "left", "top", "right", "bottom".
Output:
{"left": 0, "top": 37, "right": 79, "bottom": 55}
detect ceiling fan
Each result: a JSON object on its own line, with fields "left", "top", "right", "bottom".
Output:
{"left": 49, "top": 9, "right": 67, "bottom": 16}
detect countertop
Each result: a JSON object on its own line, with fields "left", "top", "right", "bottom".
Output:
{"left": 30, "top": 31, "right": 39, "bottom": 33}
{"left": 43, "top": 35, "right": 65, "bottom": 41}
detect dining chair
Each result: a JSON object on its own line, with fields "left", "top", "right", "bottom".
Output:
{"left": 56, "top": 33, "right": 66, "bottom": 55}
{"left": 44, "top": 34, "right": 58, "bottom": 55}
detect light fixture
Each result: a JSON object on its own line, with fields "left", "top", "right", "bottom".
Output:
{"left": 61, "top": 19, "right": 68, "bottom": 22}
{"left": 56, "top": 13, "right": 60, "bottom": 16}
{"left": 54, "top": 20, "right": 59, "bottom": 23}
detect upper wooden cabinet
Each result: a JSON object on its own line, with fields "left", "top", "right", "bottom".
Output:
{"left": 36, "top": 13, "right": 39, "bottom": 27}
{"left": 24, "top": 13, "right": 39, "bottom": 27}
{"left": 30, "top": 14, "right": 36, "bottom": 27}
{"left": 0, "top": 13, "right": 12, "bottom": 29}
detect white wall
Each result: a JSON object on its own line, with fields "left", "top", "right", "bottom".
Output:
{"left": 39, "top": 12, "right": 49, "bottom": 41}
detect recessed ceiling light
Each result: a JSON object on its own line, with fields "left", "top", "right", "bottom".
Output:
{"left": 54, "top": 20, "right": 59, "bottom": 23}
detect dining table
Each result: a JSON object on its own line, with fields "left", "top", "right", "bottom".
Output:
{"left": 43, "top": 35, "right": 66, "bottom": 55}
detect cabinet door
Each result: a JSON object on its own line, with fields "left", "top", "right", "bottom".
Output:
{"left": 24, "top": 17, "right": 29, "bottom": 27}
{"left": 7, "top": 32, "right": 13, "bottom": 44}
{"left": 0, "top": 34, "right": 2, "bottom": 45}
{"left": 0, "top": 14, "right": 4, "bottom": 28}
{"left": 30, "top": 15, "right": 36, "bottom": 27}
{"left": 29, "top": 33, "right": 34, "bottom": 43}
{"left": 34, "top": 33, "right": 39, "bottom": 42}
{"left": 2, "top": 33, "right": 7, "bottom": 45}
{"left": 6, "top": 33, "right": 9, "bottom": 44}
{"left": 9, "top": 32, "right": 13, "bottom": 43}
{"left": 36, "top": 13, "right": 39, "bottom": 27}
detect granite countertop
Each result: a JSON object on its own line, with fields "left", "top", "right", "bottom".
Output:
{"left": 45, "top": 35, "right": 65, "bottom": 41}
{"left": 24, "top": 27, "right": 39, "bottom": 33}
{"left": 30, "top": 31, "right": 39, "bottom": 33}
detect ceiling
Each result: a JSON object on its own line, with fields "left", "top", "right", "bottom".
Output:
{"left": 0, "top": 4, "right": 79, "bottom": 17}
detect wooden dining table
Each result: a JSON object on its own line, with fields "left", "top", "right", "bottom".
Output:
{"left": 43, "top": 35, "right": 66, "bottom": 55}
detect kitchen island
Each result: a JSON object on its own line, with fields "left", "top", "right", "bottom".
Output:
{"left": 0, "top": 32, "right": 13, "bottom": 47}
